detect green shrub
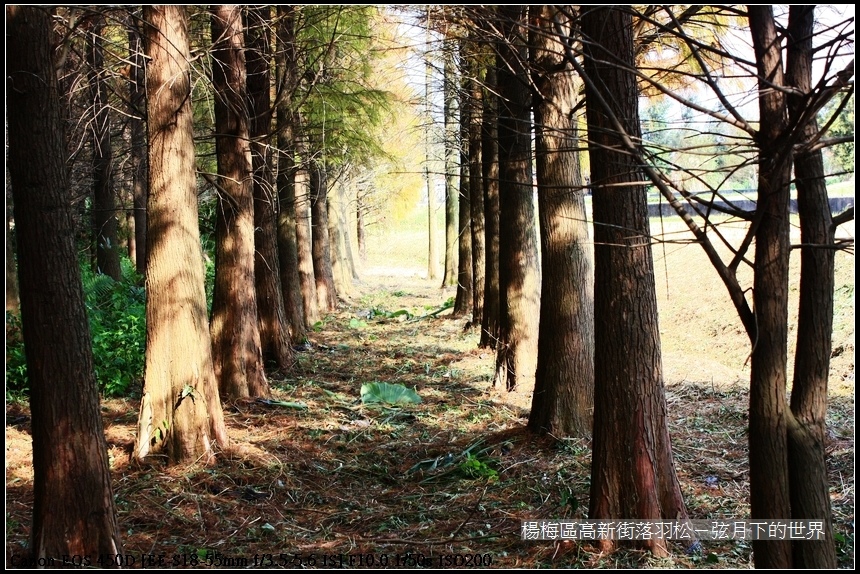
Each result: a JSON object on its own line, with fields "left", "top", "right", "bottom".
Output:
{"left": 83, "top": 258, "right": 146, "bottom": 397}
{"left": 5, "top": 311, "right": 28, "bottom": 399}
{"left": 6, "top": 258, "right": 146, "bottom": 398}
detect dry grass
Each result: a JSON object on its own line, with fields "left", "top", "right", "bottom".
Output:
{"left": 5, "top": 216, "right": 854, "bottom": 569}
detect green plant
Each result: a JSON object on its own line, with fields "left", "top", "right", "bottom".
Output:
{"left": 82, "top": 258, "right": 146, "bottom": 397}
{"left": 360, "top": 381, "right": 422, "bottom": 405}
{"left": 5, "top": 311, "right": 28, "bottom": 398}
{"left": 460, "top": 454, "right": 499, "bottom": 482}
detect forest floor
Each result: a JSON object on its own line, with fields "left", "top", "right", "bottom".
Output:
{"left": 5, "top": 218, "right": 855, "bottom": 569}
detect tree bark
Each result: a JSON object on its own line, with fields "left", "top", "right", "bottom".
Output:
{"left": 529, "top": 6, "right": 595, "bottom": 439}
{"left": 467, "top": 39, "right": 485, "bottom": 327}
{"left": 247, "top": 5, "right": 293, "bottom": 370}
{"left": 311, "top": 160, "right": 338, "bottom": 313}
{"left": 441, "top": 41, "right": 459, "bottom": 288}
{"left": 136, "top": 5, "right": 228, "bottom": 463}
{"left": 294, "top": 122, "right": 320, "bottom": 327}
{"left": 87, "top": 15, "right": 121, "bottom": 280}
{"left": 425, "top": 18, "right": 439, "bottom": 282}
{"left": 582, "top": 6, "right": 688, "bottom": 556}
{"left": 480, "top": 63, "right": 501, "bottom": 349}
{"left": 785, "top": 5, "right": 838, "bottom": 568}
{"left": 274, "top": 5, "right": 309, "bottom": 341}
{"left": 328, "top": 178, "right": 356, "bottom": 298}
{"left": 209, "top": 4, "right": 269, "bottom": 399}
{"left": 7, "top": 5, "right": 124, "bottom": 560}
{"left": 452, "top": 45, "right": 473, "bottom": 319}
{"left": 747, "top": 7, "right": 794, "bottom": 568}
{"left": 127, "top": 16, "right": 148, "bottom": 277}
{"left": 493, "top": 5, "right": 540, "bottom": 393}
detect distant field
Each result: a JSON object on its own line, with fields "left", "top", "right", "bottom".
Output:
{"left": 363, "top": 204, "right": 855, "bottom": 395}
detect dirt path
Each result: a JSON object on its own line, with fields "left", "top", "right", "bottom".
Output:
{"left": 5, "top": 266, "right": 854, "bottom": 569}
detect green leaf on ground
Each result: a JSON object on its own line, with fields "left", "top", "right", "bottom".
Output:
{"left": 360, "top": 381, "right": 421, "bottom": 405}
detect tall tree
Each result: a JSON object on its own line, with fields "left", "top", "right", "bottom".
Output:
{"left": 466, "top": 36, "right": 485, "bottom": 327}
{"left": 209, "top": 4, "right": 269, "bottom": 398}
{"left": 310, "top": 158, "right": 339, "bottom": 313}
{"left": 293, "top": 119, "right": 321, "bottom": 327}
{"left": 441, "top": 39, "right": 459, "bottom": 288}
{"left": 563, "top": 4, "right": 852, "bottom": 565}
{"left": 493, "top": 5, "right": 541, "bottom": 393}
{"left": 425, "top": 15, "right": 439, "bottom": 282}
{"left": 87, "top": 14, "right": 121, "bottom": 280}
{"left": 328, "top": 176, "right": 358, "bottom": 297}
{"left": 246, "top": 5, "right": 293, "bottom": 370}
{"left": 136, "top": 5, "right": 228, "bottom": 463}
{"left": 451, "top": 38, "right": 473, "bottom": 319}
{"left": 747, "top": 7, "right": 794, "bottom": 567}
{"left": 479, "top": 62, "right": 501, "bottom": 349}
{"left": 7, "top": 4, "right": 123, "bottom": 558}
{"left": 785, "top": 6, "right": 840, "bottom": 568}
{"left": 127, "top": 13, "right": 148, "bottom": 276}
{"left": 528, "top": 5, "right": 594, "bottom": 438}
{"left": 274, "top": 5, "right": 310, "bottom": 340}
{"left": 581, "top": 6, "right": 688, "bottom": 556}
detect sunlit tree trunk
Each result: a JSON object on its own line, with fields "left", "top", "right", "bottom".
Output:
{"left": 425, "top": 23, "right": 439, "bottom": 283}
{"left": 87, "top": 15, "right": 121, "bottom": 280}
{"left": 529, "top": 6, "right": 594, "bottom": 438}
{"left": 310, "top": 159, "right": 338, "bottom": 313}
{"left": 328, "top": 178, "right": 356, "bottom": 297}
{"left": 210, "top": 4, "right": 269, "bottom": 398}
{"left": 136, "top": 5, "right": 228, "bottom": 463}
{"left": 7, "top": 5, "right": 124, "bottom": 560}
{"left": 441, "top": 41, "right": 458, "bottom": 288}
{"left": 493, "top": 5, "right": 540, "bottom": 393}
{"left": 582, "top": 6, "right": 688, "bottom": 556}
{"left": 294, "top": 120, "right": 320, "bottom": 327}
{"left": 247, "top": 5, "right": 293, "bottom": 370}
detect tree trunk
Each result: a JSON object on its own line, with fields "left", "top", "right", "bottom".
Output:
{"left": 441, "top": 41, "right": 459, "bottom": 288}
{"left": 785, "top": 5, "right": 838, "bottom": 568}
{"left": 128, "top": 15, "right": 148, "bottom": 277}
{"left": 274, "top": 5, "right": 309, "bottom": 342}
{"left": 529, "top": 6, "right": 594, "bottom": 439}
{"left": 451, "top": 52, "right": 473, "bottom": 319}
{"left": 467, "top": 39, "right": 485, "bottom": 327}
{"left": 582, "top": 6, "right": 688, "bottom": 556}
{"left": 425, "top": 21, "right": 439, "bottom": 282}
{"left": 247, "top": 5, "right": 293, "bottom": 370}
{"left": 328, "top": 178, "right": 355, "bottom": 298}
{"left": 747, "top": 7, "right": 794, "bottom": 568}
{"left": 356, "top": 195, "right": 367, "bottom": 262}
{"left": 87, "top": 16, "right": 121, "bottom": 280}
{"left": 311, "top": 160, "right": 338, "bottom": 313}
{"left": 210, "top": 4, "right": 269, "bottom": 399}
{"left": 480, "top": 63, "right": 501, "bottom": 349}
{"left": 136, "top": 5, "right": 228, "bottom": 463}
{"left": 294, "top": 127, "right": 320, "bottom": 327}
{"left": 493, "top": 5, "right": 540, "bottom": 393}
{"left": 7, "top": 5, "right": 124, "bottom": 560}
